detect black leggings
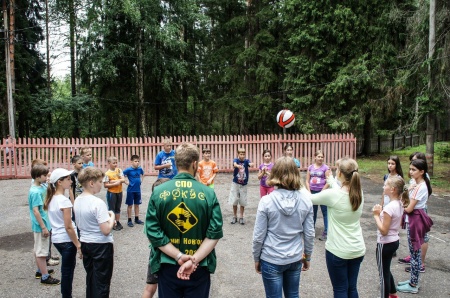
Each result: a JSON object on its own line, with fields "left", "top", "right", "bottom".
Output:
{"left": 376, "top": 240, "right": 399, "bottom": 298}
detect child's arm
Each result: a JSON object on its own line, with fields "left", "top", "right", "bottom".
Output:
{"left": 305, "top": 170, "right": 311, "bottom": 192}
{"left": 69, "top": 188, "right": 75, "bottom": 206}
{"left": 63, "top": 208, "right": 82, "bottom": 258}
{"left": 103, "top": 180, "right": 121, "bottom": 188}
{"left": 99, "top": 211, "right": 116, "bottom": 235}
{"left": 32, "top": 206, "right": 49, "bottom": 237}
{"left": 372, "top": 204, "right": 392, "bottom": 236}
{"left": 257, "top": 167, "right": 265, "bottom": 180}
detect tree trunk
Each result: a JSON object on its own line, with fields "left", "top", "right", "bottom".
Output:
{"left": 136, "top": 28, "right": 147, "bottom": 136}
{"left": 426, "top": 0, "right": 436, "bottom": 175}
{"left": 363, "top": 111, "right": 372, "bottom": 155}
{"left": 69, "top": 0, "right": 79, "bottom": 137}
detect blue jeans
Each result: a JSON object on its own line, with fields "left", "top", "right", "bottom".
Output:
{"left": 326, "top": 250, "right": 364, "bottom": 298}
{"left": 53, "top": 242, "right": 77, "bottom": 298}
{"left": 260, "top": 259, "right": 302, "bottom": 298}
{"left": 311, "top": 190, "right": 328, "bottom": 233}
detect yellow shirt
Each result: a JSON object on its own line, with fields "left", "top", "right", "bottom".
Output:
{"left": 103, "top": 168, "right": 124, "bottom": 193}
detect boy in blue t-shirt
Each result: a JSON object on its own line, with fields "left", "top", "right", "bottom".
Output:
{"left": 124, "top": 155, "right": 145, "bottom": 227}
{"left": 80, "top": 147, "right": 94, "bottom": 168}
{"left": 154, "top": 138, "right": 178, "bottom": 179}
{"left": 28, "top": 164, "right": 60, "bottom": 285}
{"left": 228, "top": 147, "right": 254, "bottom": 225}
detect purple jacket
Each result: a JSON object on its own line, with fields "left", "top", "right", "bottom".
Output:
{"left": 402, "top": 209, "right": 433, "bottom": 251}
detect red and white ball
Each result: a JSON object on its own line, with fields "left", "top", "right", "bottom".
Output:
{"left": 276, "top": 109, "right": 295, "bottom": 128}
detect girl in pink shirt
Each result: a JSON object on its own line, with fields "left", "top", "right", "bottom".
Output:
{"left": 257, "top": 149, "right": 274, "bottom": 197}
{"left": 373, "top": 176, "right": 409, "bottom": 298}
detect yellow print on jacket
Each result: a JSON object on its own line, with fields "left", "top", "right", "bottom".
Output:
{"left": 167, "top": 202, "right": 198, "bottom": 233}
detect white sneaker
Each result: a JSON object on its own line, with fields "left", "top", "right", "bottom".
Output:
{"left": 47, "top": 258, "right": 60, "bottom": 266}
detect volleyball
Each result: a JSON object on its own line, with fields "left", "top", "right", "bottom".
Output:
{"left": 276, "top": 109, "right": 295, "bottom": 128}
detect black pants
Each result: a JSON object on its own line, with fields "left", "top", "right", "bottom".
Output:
{"left": 376, "top": 240, "right": 399, "bottom": 298}
{"left": 81, "top": 242, "right": 114, "bottom": 298}
{"left": 158, "top": 264, "right": 210, "bottom": 298}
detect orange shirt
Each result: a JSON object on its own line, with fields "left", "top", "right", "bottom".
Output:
{"left": 198, "top": 160, "right": 219, "bottom": 185}
{"left": 103, "top": 168, "right": 124, "bottom": 193}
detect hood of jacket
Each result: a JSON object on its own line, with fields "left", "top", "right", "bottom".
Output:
{"left": 271, "top": 188, "right": 301, "bottom": 216}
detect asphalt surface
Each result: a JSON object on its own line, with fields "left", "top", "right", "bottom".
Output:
{"left": 0, "top": 173, "right": 449, "bottom": 297}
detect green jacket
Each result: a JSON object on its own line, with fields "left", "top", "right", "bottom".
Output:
{"left": 145, "top": 172, "right": 223, "bottom": 274}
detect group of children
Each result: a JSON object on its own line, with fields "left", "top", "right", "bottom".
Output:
{"left": 373, "top": 152, "right": 433, "bottom": 297}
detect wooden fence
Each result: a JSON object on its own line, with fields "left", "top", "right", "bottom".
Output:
{"left": 0, "top": 134, "right": 356, "bottom": 179}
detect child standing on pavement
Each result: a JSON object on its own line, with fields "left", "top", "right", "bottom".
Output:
{"left": 69, "top": 155, "right": 84, "bottom": 205}
{"left": 373, "top": 176, "right": 408, "bottom": 298}
{"left": 380, "top": 156, "right": 404, "bottom": 207}
{"left": 154, "top": 138, "right": 178, "bottom": 179}
{"left": 123, "top": 154, "right": 145, "bottom": 227}
{"left": 196, "top": 148, "right": 219, "bottom": 188}
{"left": 74, "top": 167, "right": 115, "bottom": 298}
{"left": 257, "top": 149, "right": 274, "bottom": 197}
{"left": 228, "top": 147, "right": 254, "bottom": 225}
{"left": 305, "top": 150, "right": 330, "bottom": 241}
{"left": 29, "top": 164, "right": 61, "bottom": 285}
{"left": 44, "top": 168, "right": 82, "bottom": 297}
{"left": 103, "top": 156, "right": 126, "bottom": 231}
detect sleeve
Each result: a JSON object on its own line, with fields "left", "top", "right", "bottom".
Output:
{"left": 302, "top": 204, "right": 315, "bottom": 255}
{"left": 95, "top": 200, "right": 111, "bottom": 224}
{"left": 118, "top": 168, "right": 124, "bottom": 178}
{"left": 206, "top": 194, "right": 223, "bottom": 239}
{"left": 102, "top": 173, "right": 109, "bottom": 183}
{"left": 326, "top": 175, "right": 339, "bottom": 189}
{"left": 145, "top": 193, "right": 171, "bottom": 248}
{"left": 123, "top": 168, "right": 129, "bottom": 177}
{"left": 58, "top": 197, "right": 73, "bottom": 209}
{"left": 139, "top": 168, "right": 144, "bottom": 175}
{"left": 252, "top": 200, "right": 268, "bottom": 261}
{"left": 154, "top": 152, "right": 162, "bottom": 166}
{"left": 310, "top": 189, "right": 337, "bottom": 207}
{"left": 30, "top": 192, "right": 43, "bottom": 208}
{"left": 410, "top": 184, "right": 427, "bottom": 202}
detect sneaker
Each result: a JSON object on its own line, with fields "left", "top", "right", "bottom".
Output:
{"left": 41, "top": 276, "right": 61, "bottom": 285}
{"left": 113, "top": 225, "right": 119, "bottom": 231}
{"left": 35, "top": 269, "right": 54, "bottom": 279}
{"left": 116, "top": 221, "right": 123, "bottom": 230}
{"left": 398, "top": 280, "right": 420, "bottom": 289}
{"left": 50, "top": 255, "right": 60, "bottom": 261}
{"left": 47, "top": 258, "right": 59, "bottom": 266}
{"left": 127, "top": 221, "right": 134, "bottom": 227}
{"left": 398, "top": 255, "right": 411, "bottom": 264}
{"left": 319, "top": 232, "right": 327, "bottom": 241}
{"left": 405, "top": 266, "right": 425, "bottom": 273}
{"left": 396, "top": 282, "right": 419, "bottom": 294}
{"left": 231, "top": 217, "right": 237, "bottom": 224}
{"left": 239, "top": 218, "right": 245, "bottom": 225}
{"left": 135, "top": 219, "right": 144, "bottom": 225}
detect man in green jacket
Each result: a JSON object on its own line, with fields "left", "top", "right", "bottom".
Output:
{"left": 145, "top": 142, "right": 223, "bottom": 298}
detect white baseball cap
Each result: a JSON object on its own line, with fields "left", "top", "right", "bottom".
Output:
{"left": 49, "top": 168, "right": 73, "bottom": 184}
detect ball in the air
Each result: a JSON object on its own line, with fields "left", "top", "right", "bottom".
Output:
{"left": 276, "top": 109, "right": 295, "bottom": 128}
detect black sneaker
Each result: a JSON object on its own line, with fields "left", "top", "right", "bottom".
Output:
{"left": 41, "top": 276, "right": 61, "bottom": 285}
{"left": 35, "top": 269, "right": 54, "bottom": 279}
{"left": 116, "top": 221, "right": 123, "bottom": 230}
{"left": 127, "top": 221, "right": 134, "bottom": 227}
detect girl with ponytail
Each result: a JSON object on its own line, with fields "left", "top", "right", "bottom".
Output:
{"left": 44, "top": 168, "right": 82, "bottom": 298}
{"left": 310, "top": 157, "right": 365, "bottom": 297}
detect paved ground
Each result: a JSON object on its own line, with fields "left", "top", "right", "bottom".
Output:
{"left": 0, "top": 173, "right": 449, "bottom": 298}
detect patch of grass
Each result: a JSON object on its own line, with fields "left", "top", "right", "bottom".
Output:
{"left": 357, "top": 143, "right": 450, "bottom": 195}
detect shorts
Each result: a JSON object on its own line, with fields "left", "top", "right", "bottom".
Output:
{"left": 34, "top": 232, "right": 50, "bottom": 257}
{"left": 106, "top": 192, "right": 122, "bottom": 214}
{"left": 146, "top": 263, "right": 159, "bottom": 284}
{"left": 125, "top": 192, "right": 142, "bottom": 206}
{"left": 228, "top": 182, "right": 248, "bottom": 206}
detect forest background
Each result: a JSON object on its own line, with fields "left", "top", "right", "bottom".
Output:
{"left": 0, "top": 0, "right": 449, "bottom": 156}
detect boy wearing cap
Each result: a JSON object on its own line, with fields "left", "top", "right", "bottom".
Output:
{"left": 196, "top": 148, "right": 219, "bottom": 189}
{"left": 28, "top": 164, "right": 61, "bottom": 285}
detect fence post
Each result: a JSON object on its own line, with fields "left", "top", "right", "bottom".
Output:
{"left": 391, "top": 134, "right": 395, "bottom": 151}
{"left": 378, "top": 135, "right": 381, "bottom": 154}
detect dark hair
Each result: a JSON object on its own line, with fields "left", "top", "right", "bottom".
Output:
{"left": 202, "top": 148, "right": 211, "bottom": 153}
{"left": 387, "top": 155, "right": 404, "bottom": 178}
{"left": 266, "top": 157, "right": 302, "bottom": 190}
{"left": 31, "top": 164, "right": 49, "bottom": 179}
{"left": 409, "top": 152, "right": 426, "bottom": 161}
{"left": 71, "top": 155, "right": 82, "bottom": 164}
{"left": 283, "top": 143, "right": 294, "bottom": 151}
{"left": 152, "top": 178, "right": 171, "bottom": 191}
{"left": 262, "top": 149, "right": 271, "bottom": 156}
{"left": 410, "top": 159, "right": 432, "bottom": 196}
{"left": 131, "top": 154, "right": 140, "bottom": 161}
